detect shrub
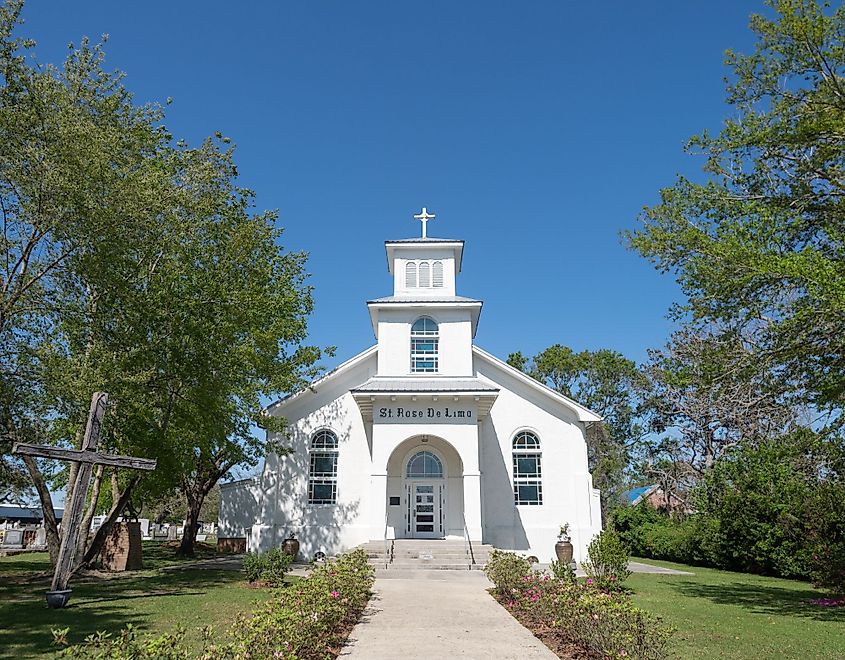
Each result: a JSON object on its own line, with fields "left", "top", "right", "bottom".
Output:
{"left": 243, "top": 547, "right": 294, "bottom": 585}
{"left": 493, "top": 568, "right": 673, "bottom": 659}
{"left": 483, "top": 549, "right": 532, "bottom": 596}
{"left": 229, "top": 547, "right": 374, "bottom": 659}
{"left": 583, "top": 529, "right": 632, "bottom": 591}
{"left": 55, "top": 549, "right": 375, "bottom": 659}
{"left": 54, "top": 625, "right": 204, "bottom": 658}
{"left": 549, "top": 559, "right": 576, "bottom": 584}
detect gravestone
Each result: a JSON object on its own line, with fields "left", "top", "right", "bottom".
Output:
{"left": 1, "top": 529, "right": 23, "bottom": 548}
{"left": 101, "top": 522, "right": 142, "bottom": 571}
{"left": 34, "top": 527, "right": 47, "bottom": 548}
{"left": 167, "top": 525, "right": 177, "bottom": 541}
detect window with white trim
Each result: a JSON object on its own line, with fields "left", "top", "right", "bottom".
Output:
{"left": 308, "top": 429, "right": 338, "bottom": 504}
{"left": 410, "top": 317, "right": 438, "bottom": 373}
{"left": 512, "top": 431, "right": 542, "bottom": 505}
{"left": 406, "top": 451, "right": 443, "bottom": 478}
{"left": 404, "top": 260, "right": 444, "bottom": 288}
{"left": 418, "top": 261, "right": 431, "bottom": 287}
{"left": 432, "top": 261, "right": 443, "bottom": 287}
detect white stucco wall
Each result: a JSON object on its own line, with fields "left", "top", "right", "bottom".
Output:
{"left": 376, "top": 307, "right": 473, "bottom": 376}
{"left": 475, "top": 353, "right": 601, "bottom": 563}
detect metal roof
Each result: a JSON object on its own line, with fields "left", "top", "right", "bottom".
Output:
{"left": 384, "top": 237, "right": 463, "bottom": 244}
{"left": 367, "top": 295, "right": 482, "bottom": 305}
{"left": 0, "top": 504, "right": 64, "bottom": 520}
{"left": 351, "top": 377, "right": 499, "bottom": 393}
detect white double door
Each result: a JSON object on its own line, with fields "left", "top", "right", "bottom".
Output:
{"left": 407, "top": 482, "right": 444, "bottom": 539}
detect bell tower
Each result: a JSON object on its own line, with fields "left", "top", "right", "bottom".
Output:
{"left": 366, "top": 208, "right": 482, "bottom": 377}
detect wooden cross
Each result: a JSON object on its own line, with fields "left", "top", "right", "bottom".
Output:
{"left": 12, "top": 391, "right": 156, "bottom": 605}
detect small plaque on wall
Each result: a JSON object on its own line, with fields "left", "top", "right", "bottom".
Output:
{"left": 389, "top": 496, "right": 401, "bottom": 506}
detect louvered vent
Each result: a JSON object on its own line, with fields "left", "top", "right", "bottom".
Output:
{"left": 432, "top": 261, "right": 443, "bottom": 287}
{"left": 405, "top": 261, "right": 417, "bottom": 288}
{"left": 418, "top": 261, "right": 431, "bottom": 287}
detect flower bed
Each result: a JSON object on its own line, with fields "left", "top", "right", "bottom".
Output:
{"left": 55, "top": 548, "right": 375, "bottom": 659}
{"left": 485, "top": 551, "right": 672, "bottom": 660}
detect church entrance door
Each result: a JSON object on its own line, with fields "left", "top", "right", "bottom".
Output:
{"left": 409, "top": 483, "right": 443, "bottom": 539}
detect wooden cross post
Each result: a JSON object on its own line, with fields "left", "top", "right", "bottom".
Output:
{"left": 12, "top": 391, "right": 157, "bottom": 606}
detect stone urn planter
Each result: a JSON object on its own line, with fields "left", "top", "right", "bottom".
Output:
{"left": 282, "top": 535, "right": 299, "bottom": 559}
{"left": 46, "top": 589, "right": 72, "bottom": 609}
{"left": 555, "top": 523, "right": 574, "bottom": 564}
{"left": 554, "top": 540, "right": 574, "bottom": 564}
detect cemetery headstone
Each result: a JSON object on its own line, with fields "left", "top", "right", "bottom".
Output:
{"left": 1, "top": 529, "right": 24, "bottom": 548}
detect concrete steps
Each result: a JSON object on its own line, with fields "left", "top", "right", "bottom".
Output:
{"left": 361, "top": 539, "right": 495, "bottom": 570}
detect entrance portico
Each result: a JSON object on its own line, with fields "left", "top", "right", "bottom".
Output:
{"left": 353, "top": 389, "right": 497, "bottom": 544}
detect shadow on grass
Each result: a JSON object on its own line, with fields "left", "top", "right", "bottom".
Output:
{"left": 672, "top": 580, "right": 845, "bottom": 622}
{"left": 0, "top": 568, "right": 250, "bottom": 658}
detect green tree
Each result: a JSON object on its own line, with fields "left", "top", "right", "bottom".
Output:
{"left": 626, "top": 0, "right": 845, "bottom": 412}
{"left": 0, "top": 1, "right": 322, "bottom": 565}
{"left": 507, "top": 345, "right": 646, "bottom": 515}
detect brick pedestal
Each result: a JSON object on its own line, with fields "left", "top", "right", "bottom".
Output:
{"left": 217, "top": 537, "right": 246, "bottom": 554}
{"left": 102, "top": 522, "right": 142, "bottom": 571}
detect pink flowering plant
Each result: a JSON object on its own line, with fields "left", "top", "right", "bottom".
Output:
{"left": 55, "top": 549, "right": 375, "bottom": 660}
{"left": 486, "top": 551, "right": 672, "bottom": 659}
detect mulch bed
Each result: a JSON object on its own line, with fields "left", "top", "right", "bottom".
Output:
{"left": 490, "top": 591, "right": 587, "bottom": 660}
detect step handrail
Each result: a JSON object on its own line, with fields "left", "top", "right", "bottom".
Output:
{"left": 462, "top": 515, "right": 476, "bottom": 569}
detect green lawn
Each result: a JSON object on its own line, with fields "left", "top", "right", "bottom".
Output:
{"left": 0, "top": 543, "right": 275, "bottom": 658}
{"left": 628, "top": 557, "right": 845, "bottom": 659}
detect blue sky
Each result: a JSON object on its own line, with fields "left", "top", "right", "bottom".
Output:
{"left": 21, "top": 1, "right": 763, "bottom": 370}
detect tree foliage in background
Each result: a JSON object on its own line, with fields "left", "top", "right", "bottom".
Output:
{"left": 627, "top": 0, "right": 845, "bottom": 415}
{"left": 507, "top": 345, "right": 646, "bottom": 514}
{"left": 0, "top": 0, "right": 323, "bottom": 564}
{"left": 638, "top": 327, "right": 796, "bottom": 508}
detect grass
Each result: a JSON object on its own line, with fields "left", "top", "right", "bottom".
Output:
{"left": 627, "top": 557, "right": 845, "bottom": 659}
{"left": 0, "top": 541, "right": 278, "bottom": 658}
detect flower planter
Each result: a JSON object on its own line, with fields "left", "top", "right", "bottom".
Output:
{"left": 46, "top": 589, "right": 72, "bottom": 609}
{"left": 282, "top": 538, "right": 300, "bottom": 559}
{"left": 554, "top": 541, "right": 573, "bottom": 564}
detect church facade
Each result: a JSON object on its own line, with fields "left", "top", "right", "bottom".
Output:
{"left": 219, "top": 214, "right": 603, "bottom": 563}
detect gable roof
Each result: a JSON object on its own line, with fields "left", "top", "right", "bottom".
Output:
{"left": 265, "top": 345, "right": 378, "bottom": 413}
{"left": 472, "top": 346, "right": 602, "bottom": 422}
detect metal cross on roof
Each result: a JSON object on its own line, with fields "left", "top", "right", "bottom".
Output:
{"left": 413, "top": 207, "right": 435, "bottom": 238}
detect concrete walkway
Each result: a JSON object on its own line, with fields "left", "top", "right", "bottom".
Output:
{"left": 340, "top": 571, "right": 556, "bottom": 659}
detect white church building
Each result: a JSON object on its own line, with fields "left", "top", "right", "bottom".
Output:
{"left": 219, "top": 210, "right": 603, "bottom": 563}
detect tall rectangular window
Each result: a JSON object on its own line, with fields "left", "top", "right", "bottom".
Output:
{"left": 309, "top": 430, "right": 338, "bottom": 505}
{"left": 512, "top": 431, "right": 542, "bottom": 505}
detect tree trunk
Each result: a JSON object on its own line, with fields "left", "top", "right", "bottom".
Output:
{"left": 75, "top": 464, "right": 105, "bottom": 561}
{"left": 21, "top": 455, "right": 61, "bottom": 565}
{"left": 177, "top": 489, "right": 203, "bottom": 558}
{"left": 74, "top": 474, "right": 140, "bottom": 572}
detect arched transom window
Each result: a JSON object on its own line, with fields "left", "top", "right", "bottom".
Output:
{"left": 410, "top": 317, "right": 439, "bottom": 373}
{"left": 308, "top": 429, "right": 338, "bottom": 505}
{"left": 406, "top": 450, "right": 443, "bottom": 478}
{"left": 512, "top": 431, "right": 542, "bottom": 505}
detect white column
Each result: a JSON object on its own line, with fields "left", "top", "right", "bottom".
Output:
{"left": 369, "top": 472, "right": 388, "bottom": 541}
{"left": 462, "top": 471, "right": 482, "bottom": 541}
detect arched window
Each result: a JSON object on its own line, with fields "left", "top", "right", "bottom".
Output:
{"left": 512, "top": 431, "right": 542, "bottom": 505}
{"left": 418, "top": 261, "right": 431, "bottom": 287}
{"left": 406, "top": 451, "right": 443, "bottom": 478}
{"left": 405, "top": 261, "right": 417, "bottom": 288}
{"left": 308, "top": 429, "right": 338, "bottom": 504}
{"left": 410, "top": 317, "right": 438, "bottom": 373}
{"left": 432, "top": 261, "right": 443, "bottom": 287}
